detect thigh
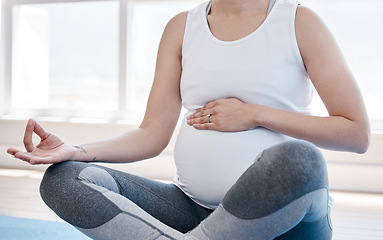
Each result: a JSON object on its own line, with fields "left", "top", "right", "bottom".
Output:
{"left": 91, "top": 164, "right": 213, "bottom": 233}
{"left": 41, "top": 161, "right": 212, "bottom": 233}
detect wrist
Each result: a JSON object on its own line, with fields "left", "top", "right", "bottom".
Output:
{"left": 72, "top": 145, "right": 86, "bottom": 161}
{"left": 248, "top": 104, "right": 266, "bottom": 127}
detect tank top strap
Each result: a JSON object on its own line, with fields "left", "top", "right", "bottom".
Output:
{"left": 206, "top": 0, "right": 278, "bottom": 16}
{"left": 267, "top": 0, "right": 277, "bottom": 15}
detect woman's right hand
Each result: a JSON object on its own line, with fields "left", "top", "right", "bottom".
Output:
{"left": 7, "top": 119, "right": 76, "bottom": 165}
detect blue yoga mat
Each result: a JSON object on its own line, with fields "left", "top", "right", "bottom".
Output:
{"left": 0, "top": 215, "right": 91, "bottom": 240}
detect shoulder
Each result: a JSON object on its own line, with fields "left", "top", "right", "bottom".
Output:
{"left": 167, "top": 11, "right": 188, "bottom": 28}
{"left": 160, "top": 11, "right": 188, "bottom": 50}
{"left": 295, "top": 5, "right": 329, "bottom": 39}
{"left": 163, "top": 0, "right": 207, "bottom": 39}
{"left": 163, "top": 11, "right": 189, "bottom": 39}
{"left": 156, "top": 11, "right": 189, "bottom": 58}
{"left": 294, "top": 5, "right": 338, "bottom": 65}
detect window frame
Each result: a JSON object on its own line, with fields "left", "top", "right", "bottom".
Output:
{"left": 2, "top": 0, "right": 176, "bottom": 122}
{"left": 1, "top": 0, "right": 142, "bottom": 123}
{"left": 1, "top": 0, "right": 204, "bottom": 123}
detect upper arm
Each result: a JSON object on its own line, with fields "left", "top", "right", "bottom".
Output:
{"left": 139, "top": 11, "right": 188, "bottom": 148}
{"left": 295, "top": 6, "right": 370, "bottom": 131}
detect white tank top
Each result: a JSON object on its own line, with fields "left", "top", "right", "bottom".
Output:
{"left": 173, "top": 0, "right": 313, "bottom": 209}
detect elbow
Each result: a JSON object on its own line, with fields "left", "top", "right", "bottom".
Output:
{"left": 356, "top": 133, "right": 370, "bottom": 154}
{"left": 342, "top": 116, "right": 371, "bottom": 154}
{"left": 354, "top": 126, "right": 371, "bottom": 154}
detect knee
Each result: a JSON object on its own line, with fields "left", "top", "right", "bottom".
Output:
{"left": 40, "top": 161, "right": 68, "bottom": 196}
{"left": 222, "top": 140, "right": 329, "bottom": 219}
{"left": 40, "top": 161, "right": 122, "bottom": 228}
{"left": 40, "top": 161, "right": 87, "bottom": 205}
{"left": 261, "top": 140, "right": 328, "bottom": 190}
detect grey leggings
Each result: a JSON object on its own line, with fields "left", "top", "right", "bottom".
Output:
{"left": 40, "top": 140, "right": 333, "bottom": 239}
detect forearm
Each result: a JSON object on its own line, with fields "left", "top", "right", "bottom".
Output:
{"left": 72, "top": 127, "right": 168, "bottom": 163}
{"left": 253, "top": 105, "right": 370, "bottom": 153}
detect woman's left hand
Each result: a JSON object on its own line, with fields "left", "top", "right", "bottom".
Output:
{"left": 186, "top": 98, "right": 258, "bottom": 132}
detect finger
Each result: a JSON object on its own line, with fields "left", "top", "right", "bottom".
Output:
{"left": 187, "top": 109, "right": 214, "bottom": 121}
{"left": 7, "top": 147, "right": 21, "bottom": 156}
{"left": 187, "top": 102, "right": 216, "bottom": 119}
{"left": 202, "top": 101, "right": 216, "bottom": 110}
{"left": 192, "top": 123, "right": 215, "bottom": 130}
{"left": 33, "top": 120, "right": 51, "bottom": 140}
{"left": 23, "top": 119, "right": 35, "bottom": 152}
{"left": 187, "top": 115, "right": 208, "bottom": 125}
{"left": 189, "top": 103, "right": 215, "bottom": 119}
{"left": 191, "top": 113, "right": 215, "bottom": 125}
{"left": 29, "top": 156, "right": 55, "bottom": 165}
{"left": 13, "top": 151, "right": 54, "bottom": 165}
{"left": 14, "top": 151, "right": 33, "bottom": 162}
{"left": 187, "top": 109, "right": 203, "bottom": 120}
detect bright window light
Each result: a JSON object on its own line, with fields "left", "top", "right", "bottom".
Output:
{"left": 12, "top": 1, "right": 119, "bottom": 111}
{"left": 1, "top": 0, "right": 382, "bottom": 128}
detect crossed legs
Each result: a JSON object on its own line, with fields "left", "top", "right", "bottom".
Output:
{"left": 40, "top": 140, "right": 332, "bottom": 239}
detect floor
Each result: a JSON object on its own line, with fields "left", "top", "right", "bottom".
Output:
{"left": 1, "top": 168, "right": 383, "bottom": 240}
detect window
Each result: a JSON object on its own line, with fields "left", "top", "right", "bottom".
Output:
{"left": 11, "top": 1, "right": 119, "bottom": 111}
{"left": 1, "top": 0, "right": 202, "bottom": 122}
{"left": 1, "top": 0, "right": 382, "bottom": 129}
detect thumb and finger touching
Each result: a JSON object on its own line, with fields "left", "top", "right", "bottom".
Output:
{"left": 24, "top": 119, "right": 64, "bottom": 150}
{"left": 7, "top": 119, "right": 66, "bottom": 164}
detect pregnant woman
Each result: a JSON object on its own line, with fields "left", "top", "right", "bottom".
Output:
{"left": 8, "top": 0, "right": 370, "bottom": 239}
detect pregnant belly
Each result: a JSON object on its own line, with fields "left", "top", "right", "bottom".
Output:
{"left": 173, "top": 118, "right": 291, "bottom": 209}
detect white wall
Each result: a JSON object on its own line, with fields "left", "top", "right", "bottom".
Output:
{"left": 1, "top": 119, "right": 382, "bottom": 192}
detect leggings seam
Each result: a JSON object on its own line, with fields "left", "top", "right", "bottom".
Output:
{"left": 76, "top": 180, "right": 124, "bottom": 229}
{"left": 115, "top": 173, "right": 202, "bottom": 223}
{"left": 223, "top": 187, "right": 329, "bottom": 220}
{"left": 93, "top": 166, "right": 193, "bottom": 220}
{"left": 76, "top": 167, "right": 121, "bottom": 194}
{"left": 120, "top": 211, "right": 177, "bottom": 240}
{"left": 302, "top": 188, "right": 331, "bottom": 224}
{"left": 301, "top": 212, "right": 327, "bottom": 224}
{"left": 77, "top": 178, "right": 178, "bottom": 238}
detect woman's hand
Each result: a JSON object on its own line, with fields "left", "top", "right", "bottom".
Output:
{"left": 186, "top": 98, "right": 258, "bottom": 132}
{"left": 7, "top": 119, "right": 76, "bottom": 165}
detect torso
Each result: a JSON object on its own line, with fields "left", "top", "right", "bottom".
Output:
{"left": 173, "top": 0, "right": 312, "bottom": 209}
